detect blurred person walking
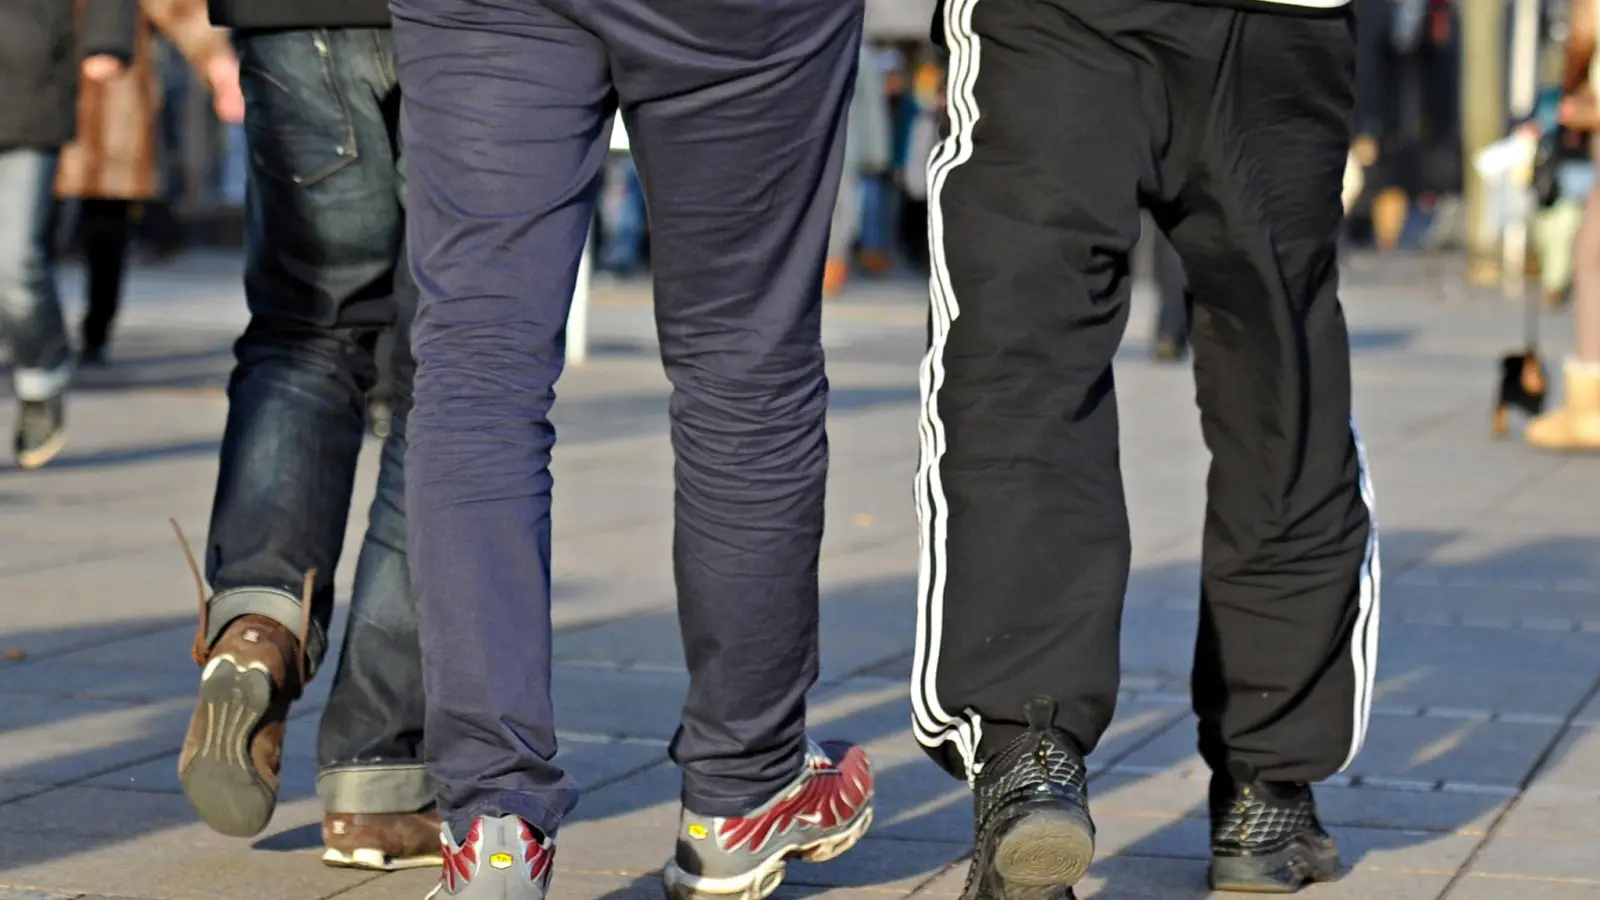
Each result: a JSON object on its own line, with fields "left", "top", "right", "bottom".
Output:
{"left": 392, "top": 0, "right": 875, "bottom": 896}
{"left": 175, "top": 0, "right": 439, "bottom": 873}
{"left": 0, "top": 0, "right": 133, "bottom": 468}
{"left": 1148, "top": 225, "right": 1189, "bottom": 362}
{"left": 914, "top": 0, "right": 1378, "bottom": 897}
{"left": 1529, "top": 0, "right": 1600, "bottom": 449}
{"left": 895, "top": 55, "right": 941, "bottom": 275}
{"left": 825, "top": 39, "right": 892, "bottom": 297}
{"left": 54, "top": 0, "right": 243, "bottom": 367}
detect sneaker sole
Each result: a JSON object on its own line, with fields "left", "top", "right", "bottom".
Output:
{"left": 1209, "top": 839, "right": 1342, "bottom": 894}
{"left": 179, "top": 656, "right": 278, "bottom": 838}
{"left": 662, "top": 805, "right": 875, "bottom": 900}
{"left": 16, "top": 428, "right": 67, "bottom": 470}
{"left": 991, "top": 807, "right": 1096, "bottom": 899}
{"left": 322, "top": 846, "right": 444, "bottom": 872}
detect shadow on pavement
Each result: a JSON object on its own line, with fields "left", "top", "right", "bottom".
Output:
{"left": 1, "top": 530, "right": 1598, "bottom": 898}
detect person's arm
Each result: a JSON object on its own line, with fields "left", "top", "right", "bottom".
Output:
{"left": 1565, "top": 0, "right": 1596, "bottom": 95}
{"left": 142, "top": 0, "right": 243, "bottom": 123}
{"left": 1350, "top": 0, "right": 1389, "bottom": 154}
{"left": 80, "top": 0, "right": 138, "bottom": 68}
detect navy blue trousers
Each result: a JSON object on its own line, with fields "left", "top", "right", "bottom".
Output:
{"left": 393, "top": 0, "right": 863, "bottom": 838}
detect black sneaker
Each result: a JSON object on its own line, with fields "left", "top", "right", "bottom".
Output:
{"left": 960, "top": 698, "right": 1094, "bottom": 900}
{"left": 1152, "top": 335, "right": 1187, "bottom": 363}
{"left": 15, "top": 397, "right": 66, "bottom": 469}
{"left": 1208, "top": 775, "right": 1341, "bottom": 893}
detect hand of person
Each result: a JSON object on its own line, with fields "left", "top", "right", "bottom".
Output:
{"left": 206, "top": 52, "right": 245, "bottom": 125}
{"left": 1350, "top": 135, "right": 1379, "bottom": 168}
{"left": 80, "top": 54, "right": 124, "bottom": 82}
{"left": 1560, "top": 85, "right": 1600, "bottom": 131}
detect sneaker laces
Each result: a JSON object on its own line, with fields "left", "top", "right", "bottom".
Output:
{"left": 170, "top": 518, "right": 315, "bottom": 685}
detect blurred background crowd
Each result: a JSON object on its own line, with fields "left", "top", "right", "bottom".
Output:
{"left": 10, "top": 0, "right": 1600, "bottom": 446}
{"left": 51, "top": 0, "right": 1582, "bottom": 278}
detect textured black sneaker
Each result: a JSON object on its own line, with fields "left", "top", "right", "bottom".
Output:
{"left": 1208, "top": 775, "right": 1341, "bottom": 893}
{"left": 14, "top": 396, "right": 66, "bottom": 469}
{"left": 960, "top": 697, "right": 1094, "bottom": 900}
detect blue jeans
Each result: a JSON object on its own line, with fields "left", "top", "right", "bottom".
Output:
{"left": 0, "top": 147, "right": 72, "bottom": 400}
{"left": 201, "top": 28, "right": 429, "bottom": 816}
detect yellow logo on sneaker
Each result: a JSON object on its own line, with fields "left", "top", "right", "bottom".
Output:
{"left": 489, "top": 853, "right": 514, "bottom": 869}
{"left": 687, "top": 824, "right": 708, "bottom": 840}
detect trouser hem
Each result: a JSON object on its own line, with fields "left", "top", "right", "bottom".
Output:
{"left": 206, "top": 586, "right": 328, "bottom": 679}
{"left": 13, "top": 362, "right": 73, "bottom": 401}
{"left": 318, "top": 763, "right": 436, "bottom": 814}
{"left": 681, "top": 756, "right": 808, "bottom": 819}
{"left": 453, "top": 793, "right": 566, "bottom": 841}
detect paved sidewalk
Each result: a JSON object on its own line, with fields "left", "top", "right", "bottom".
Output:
{"left": 2, "top": 253, "right": 1600, "bottom": 900}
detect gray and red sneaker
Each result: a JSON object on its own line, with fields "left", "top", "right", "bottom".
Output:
{"left": 662, "top": 740, "right": 874, "bottom": 900}
{"left": 426, "top": 814, "right": 555, "bottom": 900}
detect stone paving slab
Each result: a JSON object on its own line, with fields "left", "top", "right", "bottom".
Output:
{"left": 4, "top": 254, "right": 1600, "bottom": 899}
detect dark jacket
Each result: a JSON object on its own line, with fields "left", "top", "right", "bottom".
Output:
{"left": 0, "top": 0, "right": 137, "bottom": 148}
{"left": 206, "top": 0, "right": 389, "bottom": 30}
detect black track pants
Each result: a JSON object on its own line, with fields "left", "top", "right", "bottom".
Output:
{"left": 913, "top": 0, "right": 1380, "bottom": 786}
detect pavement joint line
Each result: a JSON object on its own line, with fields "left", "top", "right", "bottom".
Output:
{"left": 308, "top": 871, "right": 387, "bottom": 900}
{"left": 1436, "top": 663, "right": 1600, "bottom": 899}
{"left": 0, "top": 622, "right": 194, "bottom": 670}
{"left": 0, "top": 745, "right": 186, "bottom": 810}
{"left": 1393, "top": 572, "right": 1600, "bottom": 594}
{"left": 0, "top": 887, "right": 86, "bottom": 899}
{"left": 1387, "top": 397, "right": 1481, "bottom": 447}
{"left": 0, "top": 545, "right": 155, "bottom": 580}
{"left": 1144, "top": 596, "right": 1600, "bottom": 629}
{"left": 1100, "top": 764, "right": 1522, "bottom": 798}
{"left": 1460, "top": 872, "right": 1600, "bottom": 886}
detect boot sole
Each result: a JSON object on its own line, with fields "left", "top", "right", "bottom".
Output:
{"left": 991, "top": 807, "right": 1096, "bottom": 899}
{"left": 1209, "top": 838, "right": 1342, "bottom": 894}
{"left": 179, "top": 656, "right": 279, "bottom": 838}
{"left": 322, "top": 846, "right": 444, "bottom": 872}
{"left": 16, "top": 428, "right": 67, "bottom": 470}
{"left": 662, "top": 804, "right": 874, "bottom": 900}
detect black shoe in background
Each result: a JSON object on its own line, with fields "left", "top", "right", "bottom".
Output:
{"left": 15, "top": 396, "right": 67, "bottom": 470}
{"left": 79, "top": 345, "right": 108, "bottom": 368}
{"left": 1153, "top": 334, "right": 1188, "bottom": 363}
{"left": 961, "top": 697, "right": 1095, "bottom": 900}
{"left": 1209, "top": 774, "right": 1341, "bottom": 893}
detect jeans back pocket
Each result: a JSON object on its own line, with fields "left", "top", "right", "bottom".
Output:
{"left": 238, "top": 30, "right": 360, "bottom": 188}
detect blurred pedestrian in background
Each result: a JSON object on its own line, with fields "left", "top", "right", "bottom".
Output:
{"left": 825, "top": 40, "right": 892, "bottom": 297}
{"left": 1529, "top": 0, "right": 1600, "bottom": 449}
{"left": 1530, "top": 82, "right": 1592, "bottom": 309}
{"left": 0, "top": 0, "right": 134, "bottom": 469}
{"left": 54, "top": 0, "right": 243, "bottom": 367}
{"left": 895, "top": 52, "right": 941, "bottom": 275}
{"left": 1148, "top": 226, "right": 1189, "bottom": 362}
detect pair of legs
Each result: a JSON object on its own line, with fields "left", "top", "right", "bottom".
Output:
{"left": 180, "top": 27, "right": 437, "bottom": 869}
{"left": 0, "top": 147, "right": 73, "bottom": 468}
{"left": 393, "top": 0, "right": 875, "bottom": 895}
{"left": 916, "top": 0, "right": 1377, "bottom": 893}
{"left": 1527, "top": 150, "right": 1600, "bottom": 449}
{"left": 74, "top": 198, "right": 132, "bottom": 361}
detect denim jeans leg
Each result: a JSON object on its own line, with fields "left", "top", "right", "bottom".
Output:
{"left": 0, "top": 147, "right": 72, "bottom": 400}
{"left": 204, "top": 28, "right": 406, "bottom": 684}
{"left": 318, "top": 232, "right": 433, "bottom": 816}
